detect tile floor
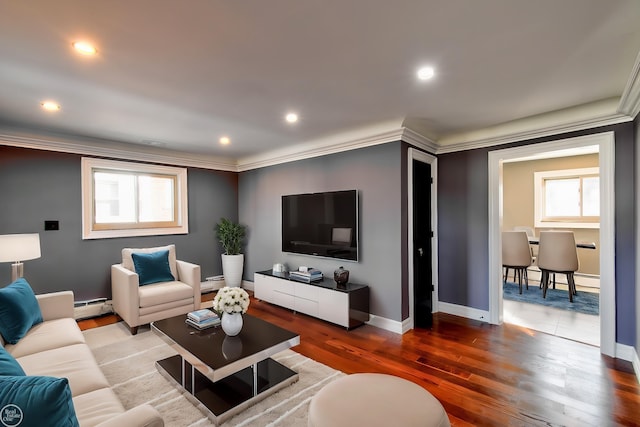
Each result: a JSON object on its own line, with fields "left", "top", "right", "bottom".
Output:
{"left": 503, "top": 298, "right": 600, "bottom": 346}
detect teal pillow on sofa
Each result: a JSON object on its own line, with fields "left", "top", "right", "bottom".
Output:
{"left": 0, "top": 346, "right": 25, "bottom": 376}
{"left": 0, "top": 278, "right": 43, "bottom": 344}
{"left": 0, "top": 375, "right": 79, "bottom": 427}
{"left": 131, "top": 249, "right": 175, "bottom": 285}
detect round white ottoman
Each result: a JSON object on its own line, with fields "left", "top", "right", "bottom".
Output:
{"left": 308, "top": 373, "right": 450, "bottom": 427}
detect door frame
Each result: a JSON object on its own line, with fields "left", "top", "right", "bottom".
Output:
{"left": 407, "top": 147, "right": 438, "bottom": 331}
{"left": 487, "top": 131, "right": 615, "bottom": 356}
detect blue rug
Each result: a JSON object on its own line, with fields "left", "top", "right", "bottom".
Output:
{"left": 503, "top": 281, "right": 599, "bottom": 316}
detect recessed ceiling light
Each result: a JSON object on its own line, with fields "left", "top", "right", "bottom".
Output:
{"left": 141, "top": 139, "right": 166, "bottom": 147}
{"left": 219, "top": 136, "right": 230, "bottom": 145}
{"left": 417, "top": 66, "right": 435, "bottom": 81}
{"left": 285, "top": 112, "right": 298, "bottom": 124}
{"left": 41, "top": 101, "right": 61, "bottom": 112}
{"left": 72, "top": 41, "right": 97, "bottom": 56}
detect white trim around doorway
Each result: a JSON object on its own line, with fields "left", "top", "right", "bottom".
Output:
{"left": 488, "top": 132, "right": 616, "bottom": 357}
{"left": 407, "top": 147, "right": 438, "bottom": 332}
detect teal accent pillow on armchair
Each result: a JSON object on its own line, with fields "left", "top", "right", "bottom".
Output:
{"left": 0, "top": 375, "right": 79, "bottom": 427}
{"left": 0, "top": 278, "right": 43, "bottom": 344}
{"left": 131, "top": 249, "right": 175, "bottom": 285}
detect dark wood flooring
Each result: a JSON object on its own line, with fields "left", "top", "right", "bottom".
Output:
{"left": 78, "top": 292, "right": 640, "bottom": 426}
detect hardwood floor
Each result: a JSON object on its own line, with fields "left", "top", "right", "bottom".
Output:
{"left": 78, "top": 292, "right": 640, "bottom": 426}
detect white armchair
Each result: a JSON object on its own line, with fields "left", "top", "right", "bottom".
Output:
{"left": 111, "top": 244, "right": 201, "bottom": 334}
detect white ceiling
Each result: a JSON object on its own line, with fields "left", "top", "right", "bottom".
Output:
{"left": 1, "top": 0, "right": 639, "bottom": 165}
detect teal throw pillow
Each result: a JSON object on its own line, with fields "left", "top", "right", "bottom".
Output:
{"left": 0, "top": 346, "right": 25, "bottom": 376}
{"left": 0, "top": 278, "right": 43, "bottom": 344}
{"left": 132, "top": 249, "right": 175, "bottom": 286}
{"left": 0, "top": 376, "right": 80, "bottom": 427}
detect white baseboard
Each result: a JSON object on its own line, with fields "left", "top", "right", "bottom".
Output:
{"left": 366, "top": 315, "right": 403, "bottom": 334}
{"left": 203, "top": 279, "right": 252, "bottom": 292}
{"left": 200, "top": 280, "right": 225, "bottom": 293}
{"left": 438, "top": 302, "right": 491, "bottom": 323}
{"left": 242, "top": 280, "right": 254, "bottom": 292}
{"left": 615, "top": 343, "right": 640, "bottom": 383}
{"left": 632, "top": 348, "right": 640, "bottom": 384}
{"left": 615, "top": 342, "right": 639, "bottom": 364}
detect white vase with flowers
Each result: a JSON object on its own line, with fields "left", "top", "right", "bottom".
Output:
{"left": 212, "top": 286, "right": 250, "bottom": 336}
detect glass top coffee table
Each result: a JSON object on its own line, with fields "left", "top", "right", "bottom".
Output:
{"left": 151, "top": 313, "right": 300, "bottom": 425}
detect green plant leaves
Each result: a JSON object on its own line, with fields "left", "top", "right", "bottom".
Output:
{"left": 214, "top": 217, "right": 247, "bottom": 255}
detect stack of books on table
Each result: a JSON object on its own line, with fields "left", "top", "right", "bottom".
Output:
{"left": 185, "top": 309, "right": 220, "bottom": 330}
{"left": 289, "top": 268, "right": 323, "bottom": 283}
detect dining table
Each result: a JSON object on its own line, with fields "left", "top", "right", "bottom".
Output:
{"left": 528, "top": 237, "right": 596, "bottom": 250}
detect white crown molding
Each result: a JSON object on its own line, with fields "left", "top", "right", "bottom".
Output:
{"left": 400, "top": 127, "right": 439, "bottom": 154}
{"left": 237, "top": 128, "right": 402, "bottom": 171}
{"left": 436, "top": 111, "right": 631, "bottom": 154}
{"left": 237, "top": 120, "right": 438, "bottom": 172}
{"left": 237, "top": 120, "right": 403, "bottom": 171}
{"left": 0, "top": 131, "right": 238, "bottom": 172}
{"left": 0, "top": 123, "right": 436, "bottom": 173}
{"left": 1, "top": 97, "right": 632, "bottom": 170}
{"left": 618, "top": 49, "right": 640, "bottom": 119}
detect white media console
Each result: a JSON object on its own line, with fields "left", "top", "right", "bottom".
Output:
{"left": 254, "top": 270, "right": 369, "bottom": 329}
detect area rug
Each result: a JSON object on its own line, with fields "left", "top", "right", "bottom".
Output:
{"left": 83, "top": 322, "right": 344, "bottom": 426}
{"left": 503, "top": 281, "right": 599, "bottom": 316}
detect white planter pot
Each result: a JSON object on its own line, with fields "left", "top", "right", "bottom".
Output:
{"left": 221, "top": 254, "right": 244, "bottom": 287}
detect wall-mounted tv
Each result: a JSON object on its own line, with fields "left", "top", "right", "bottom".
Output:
{"left": 282, "top": 189, "right": 358, "bottom": 262}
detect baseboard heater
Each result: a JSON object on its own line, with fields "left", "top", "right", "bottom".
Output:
{"left": 73, "top": 298, "right": 113, "bottom": 320}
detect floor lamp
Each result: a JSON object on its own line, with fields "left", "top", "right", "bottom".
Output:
{"left": 0, "top": 233, "right": 41, "bottom": 282}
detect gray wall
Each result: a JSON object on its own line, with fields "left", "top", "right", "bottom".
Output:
{"left": 239, "top": 142, "right": 405, "bottom": 321}
{"left": 438, "top": 148, "right": 490, "bottom": 310}
{"left": 437, "top": 122, "right": 636, "bottom": 346}
{"left": 0, "top": 146, "right": 238, "bottom": 300}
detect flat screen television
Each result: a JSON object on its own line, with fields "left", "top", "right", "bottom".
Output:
{"left": 282, "top": 189, "right": 358, "bottom": 261}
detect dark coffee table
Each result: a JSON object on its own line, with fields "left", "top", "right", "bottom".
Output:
{"left": 151, "top": 313, "right": 300, "bottom": 425}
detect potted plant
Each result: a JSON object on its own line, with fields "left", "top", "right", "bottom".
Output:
{"left": 214, "top": 217, "right": 247, "bottom": 287}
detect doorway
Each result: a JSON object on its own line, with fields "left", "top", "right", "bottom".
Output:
{"left": 408, "top": 148, "right": 438, "bottom": 331}
{"left": 501, "top": 152, "right": 601, "bottom": 346}
{"left": 413, "top": 158, "right": 433, "bottom": 328}
{"left": 487, "top": 132, "right": 616, "bottom": 356}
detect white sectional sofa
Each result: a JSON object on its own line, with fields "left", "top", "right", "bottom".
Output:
{"left": 2, "top": 290, "right": 164, "bottom": 427}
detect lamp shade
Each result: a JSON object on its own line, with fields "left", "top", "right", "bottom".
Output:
{"left": 0, "top": 234, "right": 41, "bottom": 263}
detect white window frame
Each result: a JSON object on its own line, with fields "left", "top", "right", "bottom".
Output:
{"left": 81, "top": 157, "right": 188, "bottom": 239}
{"left": 534, "top": 167, "right": 599, "bottom": 229}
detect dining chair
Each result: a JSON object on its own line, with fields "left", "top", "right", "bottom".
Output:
{"left": 512, "top": 225, "right": 537, "bottom": 279}
{"left": 536, "top": 231, "right": 579, "bottom": 302}
{"left": 502, "top": 231, "right": 533, "bottom": 294}
{"left": 513, "top": 226, "right": 535, "bottom": 238}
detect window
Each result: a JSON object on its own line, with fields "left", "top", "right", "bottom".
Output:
{"left": 82, "top": 158, "right": 188, "bottom": 239}
{"left": 534, "top": 167, "right": 599, "bottom": 229}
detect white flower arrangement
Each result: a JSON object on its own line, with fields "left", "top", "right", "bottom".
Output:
{"left": 212, "top": 286, "right": 250, "bottom": 315}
